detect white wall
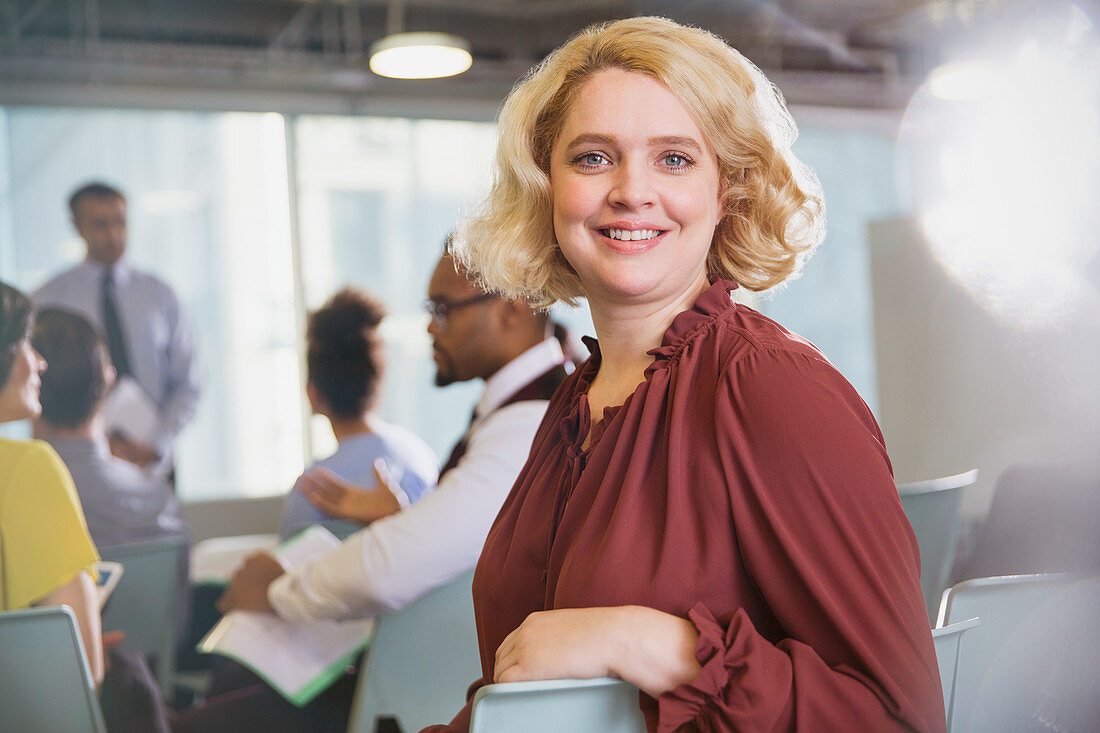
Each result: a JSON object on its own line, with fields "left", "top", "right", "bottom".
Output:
{"left": 870, "top": 217, "right": 1100, "bottom": 515}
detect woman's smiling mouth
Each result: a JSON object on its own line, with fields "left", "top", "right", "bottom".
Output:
{"left": 601, "top": 227, "right": 664, "bottom": 241}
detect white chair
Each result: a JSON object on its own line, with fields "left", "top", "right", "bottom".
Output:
{"left": 0, "top": 605, "right": 107, "bottom": 732}
{"left": 936, "top": 572, "right": 1081, "bottom": 732}
{"left": 98, "top": 535, "right": 189, "bottom": 695}
{"left": 931, "top": 617, "right": 979, "bottom": 732}
{"left": 898, "top": 469, "right": 978, "bottom": 623}
{"left": 347, "top": 568, "right": 480, "bottom": 733}
{"left": 469, "top": 677, "right": 646, "bottom": 733}
{"left": 966, "top": 577, "right": 1099, "bottom": 733}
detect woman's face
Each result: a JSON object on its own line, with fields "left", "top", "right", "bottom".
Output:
{"left": 549, "top": 68, "right": 722, "bottom": 309}
{"left": 0, "top": 337, "right": 47, "bottom": 422}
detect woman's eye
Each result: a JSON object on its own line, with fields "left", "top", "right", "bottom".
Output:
{"left": 662, "top": 152, "right": 693, "bottom": 169}
{"left": 574, "top": 152, "right": 609, "bottom": 168}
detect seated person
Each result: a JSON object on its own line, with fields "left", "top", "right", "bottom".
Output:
{"left": 279, "top": 287, "right": 438, "bottom": 540}
{"left": 32, "top": 307, "right": 189, "bottom": 549}
{"left": 1, "top": 282, "right": 168, "bottom": 733}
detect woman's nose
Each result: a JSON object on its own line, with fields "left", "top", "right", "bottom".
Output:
{"left": 607, "top": 158, "right": 655, "bottom": 210}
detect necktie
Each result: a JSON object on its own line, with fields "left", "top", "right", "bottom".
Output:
{"left": 101, "top": 268, "right": 133, "bottom": 378}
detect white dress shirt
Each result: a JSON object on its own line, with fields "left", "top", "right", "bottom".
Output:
{"left": 35, "top": 259, "right": 201, "bottom": 457}
{"left": 267, "top": 337, "right": 566, "bottom": 622}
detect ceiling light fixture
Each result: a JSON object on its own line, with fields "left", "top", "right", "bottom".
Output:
{"left": 369, "top": 32, "right": 472, "bottom": 79}
{"left": 369, "top": 0, "right": 472, "bottom": 79}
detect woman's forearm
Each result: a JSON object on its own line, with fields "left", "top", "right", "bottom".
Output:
{"left": 37, "top": 570, "right": 105, "bottom": 687}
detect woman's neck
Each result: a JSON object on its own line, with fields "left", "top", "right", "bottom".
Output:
{"left": 328, "top": 414, "right": 374, "bottom": 443}
{"left": 588, "top": 278, "right": 709, "bottom": 391}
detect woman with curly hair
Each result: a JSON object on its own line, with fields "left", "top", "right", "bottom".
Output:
{"left": 431, "top": 16, "right": 944, "bottom": 732}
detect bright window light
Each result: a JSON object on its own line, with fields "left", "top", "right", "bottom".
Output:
{"left": 901, "top": 3, "right": 1100, "bottom": 328}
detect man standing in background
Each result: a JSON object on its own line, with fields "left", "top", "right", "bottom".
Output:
{"left": 35, "top": 181, "right": 201, "bottom": 476}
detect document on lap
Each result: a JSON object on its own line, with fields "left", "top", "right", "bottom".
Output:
{"left": 197, "top": 525, "right": 374, "bottom": 706}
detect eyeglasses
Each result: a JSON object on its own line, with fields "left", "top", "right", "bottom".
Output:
{"left": 424, "top": 292, "right": 496, "bottom": 327}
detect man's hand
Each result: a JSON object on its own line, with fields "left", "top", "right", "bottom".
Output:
{"left": 216, "top": 552, "right": 287, "bottom": 614}
{"left": 299, "top": 460, "right": 407, "bottom": 524}
{"left": 108, "top": 432, "right": 159, "bottom": 468}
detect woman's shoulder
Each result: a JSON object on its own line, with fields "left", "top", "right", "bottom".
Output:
{"left": 0, "top": 437, "right": 68, "bottom": 476}
{"left": 667, "top": 302, "right": 834, "bottom": 389}
{"left": 0, "top": 438, "right": 80, "bottom": 508}
{"left": 717, "top": 305, "right": 828, "bottom": 362}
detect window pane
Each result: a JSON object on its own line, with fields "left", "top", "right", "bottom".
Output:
{"left": 293, "top": 115, "right": 501, "bottom": 459}
{"left": 0, "top": 107, "right": 302, "bottom": 500}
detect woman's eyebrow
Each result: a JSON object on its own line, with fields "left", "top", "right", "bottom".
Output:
{"left": 561, "top": 133, "right": 704, "bottom": 154}
{"left": 561, "top": 133, "right": 617, "bottom": 151}
{"left": 649, "top": 135, "right": 703, "bottom": 153}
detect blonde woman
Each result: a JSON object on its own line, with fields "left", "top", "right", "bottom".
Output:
{"left": 432, "top": 17, "right": 944, "bottom": 732}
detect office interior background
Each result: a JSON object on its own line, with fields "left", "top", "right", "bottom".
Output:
{"left": 1, "top": 0, "right": 1097, "bottom": 526}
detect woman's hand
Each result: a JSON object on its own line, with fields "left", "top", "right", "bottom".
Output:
{"left": 494, "top": 606, "right": 702, "bottom": 698}
{"left": 299, "top": 461, "right": 407, "bottom": 524}
{"left": 216, "top": 551, "right": 287, "bottom": 614}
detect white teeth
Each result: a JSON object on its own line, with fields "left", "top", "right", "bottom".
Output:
{"left": 605, "top": 228, "right": 660, "bottom": 241}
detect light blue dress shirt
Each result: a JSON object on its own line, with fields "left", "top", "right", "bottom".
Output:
{"left": 34, "top": 259, "right": 201, "bottom": 457}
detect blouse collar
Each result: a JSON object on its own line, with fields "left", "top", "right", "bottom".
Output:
{"left": 578, "top": 279, "right": 740, "bottom": 381}
{"left": 562, "top": 280, "right": 739, "bottom": 450}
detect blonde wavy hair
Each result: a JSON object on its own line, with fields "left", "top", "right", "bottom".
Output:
{"left": 455, "top": 16, "right": 825, "bottom": 308}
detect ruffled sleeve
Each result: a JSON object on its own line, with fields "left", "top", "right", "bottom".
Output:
{"left": 658, "top": 345, "right": 946, "bottom": 732}
{"left": 658, "top": 604, "right": 794, "bottom": 731}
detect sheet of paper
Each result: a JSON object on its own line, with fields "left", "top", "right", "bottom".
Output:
{"left": 197, "top": 525, "right": 373, "bottom": 706}
{"left": 102, "top": 375, "right": 159, "bottom": 444}
{"left": 189, "top": 533, "right": 281, "bottom": 586}
{"left": 200, "top": 612, "right": 374, "bottom": 705}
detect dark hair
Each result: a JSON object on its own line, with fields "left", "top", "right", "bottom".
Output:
{"left": 0, "top": 281, "right": 34, "bottom": 388}
{"left": 32, "top": 308, "right": 112, "bottom": 429}
{"left": 69, "top": 181, "right": 125, "bottom": 218}
{"left": 307, "top": 287, "right": 387, "bottom": 420}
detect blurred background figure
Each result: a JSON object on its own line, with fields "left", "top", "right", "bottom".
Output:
{"left": 279, "top": 286, "right": 438, "bottom": 540}
{"left": 35, "top": 182, "right": 201, "bottom": 479}
{"left": 32, "top": 306, "right": 190, "bottom": 549}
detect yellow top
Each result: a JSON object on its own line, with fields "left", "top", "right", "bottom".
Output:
{"left": 0, "top": 438, "right": 99, "bottom": 610}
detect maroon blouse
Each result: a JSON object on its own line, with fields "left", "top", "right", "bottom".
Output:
{"left": 429, "top": 280, "right": 945, "bottom": 732}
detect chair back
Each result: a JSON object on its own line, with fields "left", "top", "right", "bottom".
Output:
{"left": 931, "top": 617, "right": 979, "bottom": 732}
{"left": 937, "top": 572, "right": 1080, "bottom": 732}
{"left": 899, "top": 469, "right": 978, "bottom": 623}
{"left": 347, "top": 568, "right": 480, "bottom": 733}
{"left": 469, "top": 677, "right": 646, "bottom": 733}
{"left": 99, "top": 534, "right": 189, "bottom": 694}
{"left": 966, "top": 577, "right": 1099, "bottom": 733}
{"left": 0, "top": 605, "right": 107, "bottom": 732}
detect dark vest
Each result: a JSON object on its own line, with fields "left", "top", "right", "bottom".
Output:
{"left": 437, "top": 363, "right": 569, "bottom": 478}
